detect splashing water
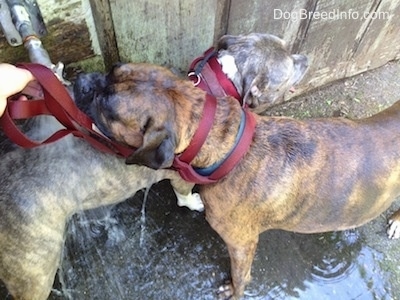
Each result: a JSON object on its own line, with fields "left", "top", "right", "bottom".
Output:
{"left": 139, "top": 186, "right": 151, "bottom": 248}
{"left": 2, "top": 181, "right": 396, "bottom": 299}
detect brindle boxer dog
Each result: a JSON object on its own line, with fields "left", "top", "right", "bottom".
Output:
{"left": 0, "top": 114, "right": 201, "bottom": 300}
{"left": 83, "top": 62, "right": 400, "bottom": 299}
{"left": 0, "top": 33, "right": 306, "bottom": 300}
{"left": 0, "top": 76, "right": 202, "bottom": 300}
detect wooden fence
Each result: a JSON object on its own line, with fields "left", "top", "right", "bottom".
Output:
{"left": 1, "top": 0, "right": 400, "bottom": 95}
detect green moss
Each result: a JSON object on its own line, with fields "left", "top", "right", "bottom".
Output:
{"left": 67, "top": 56, "right": 105, "bottom": 73}
{"left": 0, "top": 44, "right": 30, "bottom": 64}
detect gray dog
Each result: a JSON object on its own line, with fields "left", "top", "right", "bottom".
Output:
{"left": 190, "top": 33, "right": 308, "bottom": 113}
{"left": 0, "top": 114, "right": 201, "bottom": 300}
{"left": 0, "top": 33, "right": 307, "bottom": 300}
{"left": 216, "top": 33, "right": 308, "bottom": 112}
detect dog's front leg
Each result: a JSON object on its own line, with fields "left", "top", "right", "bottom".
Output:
{"left": 387, "top": 209, "right": 400, "bottom": 239}
{"left": 169, "top": 175, "right": 204, "bottom": 211}
{"left": 217, "top": 235, "right": 259, "bottom": 299}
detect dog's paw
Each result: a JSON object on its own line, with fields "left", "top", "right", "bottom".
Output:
{"left": 175, "top": 191, "right": 204, "bottom": 211}
{"left": 387, "top": 219, "right": 400, "bottom": 239}
{"left": 217, "top": 281, "right": 234, "bottom": 300}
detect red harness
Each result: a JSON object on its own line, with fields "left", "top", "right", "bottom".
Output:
{"left": 0, "top": 63, "right": 134, "bottom": 157}
{"left": 2, "top": 63, "right": 255, "bottom": 185}
{"left": 172, "top": 94, "right": 256, "bottom": 184}
{"left": 188, "top": 47, "right": 242, "bottom": 103}
{"left": 175, "top": 49, "right": 256, "bottom": 184}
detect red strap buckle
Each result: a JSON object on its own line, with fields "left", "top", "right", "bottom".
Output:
{"left": 188, "top": 47, "right": 242, "bottom": 102}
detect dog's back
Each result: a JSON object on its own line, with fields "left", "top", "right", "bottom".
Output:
{"left": 202, "top": 101, "right": 400, "bottom": 236}
{"left": 0, "top": 114, "right": 174, "bottom": 298}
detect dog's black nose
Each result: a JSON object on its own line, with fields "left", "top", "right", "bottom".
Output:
{"left": 79, "top": 80, "right": 93, "bottom": 95}
{"left": 75, "top": 73, "right": 97, "bottom": 95}
{"left": 73, "top": 73, "right": 104, "bottom": 115}
{"left": 74, "top": 72, "right": 107, "bottom": 101}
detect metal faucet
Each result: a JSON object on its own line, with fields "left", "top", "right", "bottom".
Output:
{"left": 0, "top": 0, "right": 69, "bottom": 84}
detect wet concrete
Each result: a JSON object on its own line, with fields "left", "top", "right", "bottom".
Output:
{"left": 52, "top": 184, "right": 399, "bottom": 300}
{"left": 2, "top": 60, "right": 400, "bottom": 299}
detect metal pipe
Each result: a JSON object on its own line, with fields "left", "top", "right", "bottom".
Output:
{"left": 2, "top": 0, "right": 69, "bottom": 84}
{"left": 24, "top": 37, "right": 53, "bottom": 68}
{"left": 5, "top": 0, "right": 52, "bottom": 68}
{"left": 5, "top": 0, "right": 36, "bottom": 39}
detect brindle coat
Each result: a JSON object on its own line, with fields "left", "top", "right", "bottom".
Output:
{"left": 85, "top": 62, "right": 400, "bottom": 299}
{"left": 0, "top": 116, "right": 198, "bottom": 300}
{"left": 0, "top": 33, "right": 307, "bottom": 300}
{"left": 0, "top": 79, "right": 201, "bottom": 300}
{"left": 217, "top": 33, "right": 308, "bottom": 112}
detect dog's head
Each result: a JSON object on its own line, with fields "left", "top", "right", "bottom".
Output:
{"left": 217, "top": 33, "right": 308, "bottom": 113}
{"left": 73, "top": 63, "right": 180, "bottom": 169}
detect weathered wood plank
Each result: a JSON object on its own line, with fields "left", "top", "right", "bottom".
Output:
{"left": 349, "top": 0, "right": 400, "bottom": 75}
{"left": 213, "top": 0, "right": 231, "bottom": 44}
{"left": 227, "top": 0, "right": 314, "bottom": 50}
{"left": 227, "top": 0, "right": 400, "bottom": 94}
{"left": 109, "top": 0, "right": 219, "bottom": 72}
{"left": 294, "top": 0, "right": 377, "bottom": 90}
{"left": 88, "top": 0, "right": 119, "bottom": 70}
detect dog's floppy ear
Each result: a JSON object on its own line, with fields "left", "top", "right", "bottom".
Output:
{"left": 125, "top": 124, "right": 176, "bottom": 169}
{"left": 242, "top": 73, "right": 265, "bottom": 105}
{"left": 291, "top": 54, "right": 309, "bottom": 85}
{"left": 217, "top": 35, "right": 239, "bottom": 50}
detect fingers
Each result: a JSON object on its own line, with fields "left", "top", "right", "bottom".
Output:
{"left": 0, "top": 64, "right": 35, "bottom": 97}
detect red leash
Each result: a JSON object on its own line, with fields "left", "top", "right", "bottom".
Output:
{"left": 188, "top": 47, "right": 242, "bottom": 102}
{"left": 0, "top": 63, "right": 134, "bottom": 157}
{"left": 1, "top": 63, "right": 255, "bottom": 184}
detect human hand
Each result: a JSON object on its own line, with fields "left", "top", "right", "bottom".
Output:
{"left": 0, "top": 63, "right": 36, "bottom": 116}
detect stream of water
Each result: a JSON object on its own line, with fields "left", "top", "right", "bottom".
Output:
{"left": 1, "top": 181, "right": 398, "bottom": 299}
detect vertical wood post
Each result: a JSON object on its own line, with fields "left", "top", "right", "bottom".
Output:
{"left": 88, "top": 0, "right": 120, "bottom": 70}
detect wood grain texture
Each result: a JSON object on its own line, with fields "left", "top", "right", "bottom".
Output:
{"left": 213, "top": 0, "right": 231, "bottom": 44}
{"left": 89, "top": 0, "right": 120, "bottom": 70}
{"left": 227, "top": 0, "right": 400, "bottom": 93}
{"left": 349, "top": 0, "right": 400, "bottom": 75}
{"left": 295, "top": 0, "right": 375, "bottom": 90}
{"left": 227, "top": 0, "right": 313, "bottom": 50}
{"left": 109, "top": 0, "right": 219, "bottom": 72}
{"left": 1, "top": 0, "right": 399, "bottom": 94}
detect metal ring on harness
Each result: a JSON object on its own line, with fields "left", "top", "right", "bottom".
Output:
{"left": 188, "top": 71, "right": 201, "bottom": 86}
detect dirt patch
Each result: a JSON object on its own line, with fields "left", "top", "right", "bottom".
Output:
{"left": 265, "top": 60, "right": 400, "bottom": 119}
